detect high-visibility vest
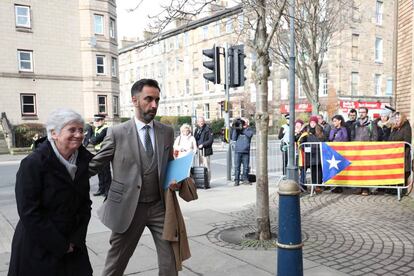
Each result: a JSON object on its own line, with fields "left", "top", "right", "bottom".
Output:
{"left": 94, "top": 124, "right": 108, "bottom": 151}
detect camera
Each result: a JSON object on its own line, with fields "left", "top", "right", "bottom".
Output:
{"left": 232, "top": 118, "right": 246, "bottom": 131}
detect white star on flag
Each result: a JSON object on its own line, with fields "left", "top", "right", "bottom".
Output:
{"left": 327, "top": 155, "right": 341, "bottom": 170}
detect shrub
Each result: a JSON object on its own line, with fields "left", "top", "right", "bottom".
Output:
{"left": 210, "top": 118, "right": 225, "bottom": 135}
{"left": 14, "top": 123, "right": 46, "bottom": 148}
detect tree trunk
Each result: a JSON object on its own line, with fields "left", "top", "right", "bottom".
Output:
{"left": 254, "top": 5, "right": 271, "bottom": 238}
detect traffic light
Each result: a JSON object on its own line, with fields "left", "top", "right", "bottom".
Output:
{"left": 229, "top": 45, "right": 246, "bottom": 88}
{"left": 202, "top": 45, "right": 221, "bottom": 84}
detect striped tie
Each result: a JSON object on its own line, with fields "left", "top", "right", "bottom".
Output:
{"left": 143, "top": 125, "right": 153, "bottom": 157}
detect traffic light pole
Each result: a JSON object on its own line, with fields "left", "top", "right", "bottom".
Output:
{"left": 224, "top": 44, "right": 232, "bottom": 181}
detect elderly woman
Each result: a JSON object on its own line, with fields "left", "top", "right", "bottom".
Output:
{"left": 8, "top": 109, "right": 93, "bottom": 276}
{"left": 173, "top": 123, "right": 197, "bottom": 159}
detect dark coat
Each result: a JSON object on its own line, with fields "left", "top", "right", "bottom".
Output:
{"left": 298, "top": 124, "right": 326, "bottom": 167}
{"left": 231, "top": 127, "right": 254, "bottom": 153}
{"left": 8, "top": 140, "right": 93, "bottom": 276}
{"left": 194, "top": 124, "right": 214, "bottom": 156}
{"left": 389, "top": 120, "right": 412, "bottom": 172}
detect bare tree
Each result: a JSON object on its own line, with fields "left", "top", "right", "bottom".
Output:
{"left": 271, "top": 0, "right": 354, "bottom": 114}
{"left": 241, "top": 0, "right": 287, "bottom": 240}
{"left": 134, "top": 0, "right": 287, "bottom": 240}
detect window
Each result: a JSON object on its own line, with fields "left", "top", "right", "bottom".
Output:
{"left": 111, "top": 57, "right": 117, "bottom": 77}
{"left": 136, "top": 66, "right": 140, "bottom": 79}
{"left": 184, "top": 32, "right": 189, "bottom": 46}
{"left": 204, "top": 79, "right": 209, "bottom": 92}
{"left": 18, "top": 50, "right": 33, "bottom": 72}
{"left": 386, "top": 78, "right": 393, "bottom": 96}
{"left": 376, "top": 1, "right": 383, "bottom": 25}
{"left": 204, "top": 103, "right": 210, "bottom": 119}
{"left": 375, "top": 37, "right": 383, "bottom": 62}
{"left": 226, "top": 20, "right": 233, "bottom": 33}
{"left": 177, "top": 106, "right": 181, "bottom": 115}
{"left": 185, "top": 79, "right": 190, "bottom": 95}
{"left": 215, "top": 22, "right": 221, "bottom": 36}
{"left": 351, "top": 72, "right": 359, "bottom": 95}
{"left": 15, "top": 5, "right": 31, "bottom": 28}
{"left": 280, "top": 79, "right": 288, "bottom": 100}
{"left": 202, "top": 26, "right": 209, "bottom": 40}
{"left": 374, "top": 74, "right": 382, "bottom": 96}
{"left": 98, "top": 95, "right": 107, "bottom": 114}
{"left": 109, "top": 18, "right": 116, "bottom": 39}
{"left": 94, "top": 14, "right": 104, "bottom": 34}
{"left": 319, "top": 73, "right": 328, "bottom": 96}
{"left": 113, "top": 96, "right": 119, "bottom": 115}
{"left": 96, "top": 55, "right": 105, "bottom": 74}
{"left": 20, "top": 94, "right": 36, "bottom": 115}
{"left": 352, "top": 34, "right": 359, "bottom": 60}
{"left": 238, "top": 15, "right": 244, "bottom": 30}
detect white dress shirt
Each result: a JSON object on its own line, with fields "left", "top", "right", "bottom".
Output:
{"left": 134, "top": 117, "right": 155, "bottom": 151}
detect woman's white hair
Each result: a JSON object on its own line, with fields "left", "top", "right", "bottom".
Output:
{"left": 180, "top": 123, "right": 192, "bottom": 133}
{"left": 46, "top": 108, "right": 84, "bottom": 140}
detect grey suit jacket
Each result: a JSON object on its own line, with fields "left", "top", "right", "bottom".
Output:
{"left": 89, "top": 119, "right": 174, "bottom": 233}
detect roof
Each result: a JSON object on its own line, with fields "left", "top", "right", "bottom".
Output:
{"left": 119, "top": 4, "right": 243, "bottom": 54}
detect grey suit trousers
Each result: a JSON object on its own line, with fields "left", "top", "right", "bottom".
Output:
{"left": 102, "top": 200, "right": 177, "bottom": 276}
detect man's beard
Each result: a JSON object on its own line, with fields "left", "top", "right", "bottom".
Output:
{"left": 142, "top": 110, "right": 156, "bottom": 123}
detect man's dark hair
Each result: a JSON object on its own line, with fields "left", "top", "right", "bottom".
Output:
{"left": 349, "top": 108, "right": 357, "bottom": 114}
{"left": 131, "top": 79, "right": 160, "bottom": 97}
{"left": 358, "top": 107, "right": 368, "bottom": 113}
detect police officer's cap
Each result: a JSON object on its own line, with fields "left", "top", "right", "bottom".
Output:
{"left": 94, "top": 114, "right": 105, "bottom": 121}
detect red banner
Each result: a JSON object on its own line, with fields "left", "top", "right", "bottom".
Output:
{"left": 339, "top": 101, "right": 387, "bottom": 113}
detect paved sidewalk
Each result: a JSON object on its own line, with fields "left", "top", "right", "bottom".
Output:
{"left": 1, "top": 153, "right": 414, "bottom": 275}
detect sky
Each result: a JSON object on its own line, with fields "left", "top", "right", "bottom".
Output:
{"left": 117, "top": 0, "right": 165, "bottom": 40}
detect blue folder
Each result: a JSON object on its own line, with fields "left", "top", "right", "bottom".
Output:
{"left": 163, "top": 152, "right": 195, "bottom": 190}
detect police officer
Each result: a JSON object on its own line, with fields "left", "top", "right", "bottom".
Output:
{"left": 90, "top": 114, "right": 111, "bottom": 196}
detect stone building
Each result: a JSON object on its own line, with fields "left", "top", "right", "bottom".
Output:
{"left": 118, "top": 4, "right": 256, "bottom": 123}
{"left": 396, "top": 0, "right": 414, "bottom": 120}
{"left": 277, "top": 0, "right": 395, "bottom": 120}
{"left": 0, "top": 0, "right": 119, "bottom": 126}
{"left": 119, "top": 0, "right": 396, "bottom": 126}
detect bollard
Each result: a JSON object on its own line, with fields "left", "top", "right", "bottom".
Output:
{"left": 277, "top": 179, "right": 303, "bottom": 276}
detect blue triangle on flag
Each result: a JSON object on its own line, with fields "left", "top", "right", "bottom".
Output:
{"left": 321, "top": 143, "right": 351, "bottom": 182}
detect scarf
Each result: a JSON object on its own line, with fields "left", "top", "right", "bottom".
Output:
{"left": 48, "top": 138, "right": 78, "bottom": 180}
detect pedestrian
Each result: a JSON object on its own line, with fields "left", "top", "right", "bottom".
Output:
{"left": 83, "top": 121, "right": 93, "bottom": 147}
{"left": 345, "top": 109, "right": 358, "bottom": 141}
{"left": 194, "top": 116, "right": 214, "bottom": 182}
{"left": 298, "top": 115, "right": 326, "bottom": 191}
{"left": 8, "top": 108, "right": 93, "bottom": 276}
{"left": 89, "top": 114, "right": 111, "bottom": 197}
{"left": 173, "top": 123, "right": 197, "bottom": 159}
{"left": 89, "top": 79, "right": 190, "bottom": 276}
{"left": 317, "top": 114, "right": 331, "bottom": 140}
{"left": 30, "top": 133, "right": 41, "bottom": 151}
{"left": 329, "top": 115, "right": 348, "bottom": 142}
{"left": 376, "top": 108, "right": 392, "bottom": 141}
{"left": 293, "top": 119, "right": 306, "bottom": 191}
{"left": 351, "top": 107, "right": 379, "bottom": 196}
{"left": 388, "top": 111, "right": 412, "bottom": 188}
{"left": 231, "top": 117, "right": 254, "bottom": 186}
{"left": 278, "top": 113, "right": 290, "bottom": 175}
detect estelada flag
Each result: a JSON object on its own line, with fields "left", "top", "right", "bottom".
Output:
{"left": 323, "top": 142, "right": 405, "bottom": 186}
